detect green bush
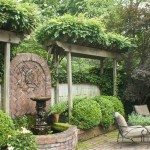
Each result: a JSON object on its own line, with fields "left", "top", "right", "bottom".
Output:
{"left": 71, "top": 98, "right": 102, "bottom": 130}
{"left": 102, "top": 96, "right": 125, "bottom": 116}
{"left": 128, "top": 113, "right": 150, "bottom": 126}
{"left": 49, "top": 101, "right": 68, "bottom": 114}
{"left": 13, "top": 115, "right": 35, "bottom": 130}
{"left": 8, "top": 128, "right": 37, "bottom": 150}
{"left": 0, "top": 110, "right": 14, "bottom": 147}
{"left": 92, "top": 96, "right": 114, "bottom": 128}
{"left": 0, "top": 0, "right": 38, "bottom": 34}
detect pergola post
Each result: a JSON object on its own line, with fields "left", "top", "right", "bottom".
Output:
{"left": 113, "top": 59, "right": 117, "bottom": 96}
{"left": 100, "top": 58, "right": 104, "bottom": 75}
{"left": 3, "top": 42, "right": 10, "bottom": 114}
{"left": 54, "top": 53, "right": 59, "bottom": 104}
{"left": 67, "top": 51, "right": 73, "bottom": 122}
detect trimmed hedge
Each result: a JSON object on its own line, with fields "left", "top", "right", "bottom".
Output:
{"left": 102, "top": 95, "right": 125, "bottom": 116}
{"left": 0, "top": 0, "right": 38, "bottom": 34}
{"left": 92, "top": 96, "right": 114, "bottom": 128}
{"left": 36, "top": 14, "right": 134, "bottom": 53}
{"left": 71, "top": 97, "right": 102, "bottom": 130}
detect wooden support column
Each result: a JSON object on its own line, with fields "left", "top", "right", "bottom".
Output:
{"left": 100, "top": 58, "right": 104, "bottom": 75}
{"left": 3, "top": 43, "right": 10, "bottom": 114}
{"left": 113, "top": 59, "right": 117, "bottom": 96}
{"left": 67, "top": 51, "right": 73, "bottom": 122}
{"left": 54, "top": 53, "right": 59, "bottom": 104}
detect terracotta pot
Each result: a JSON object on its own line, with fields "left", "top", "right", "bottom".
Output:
{"left": 52, "top": 113, "right": 60, "bottom": 123}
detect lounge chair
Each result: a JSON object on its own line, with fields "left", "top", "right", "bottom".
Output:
{"left": 134, "top": 105, "right": 150, "bottom": 116}
{"left": 114, "top": 112, "right": 148, "bottom": 143}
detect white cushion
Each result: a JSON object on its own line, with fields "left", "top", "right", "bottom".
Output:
{"left": 123, "top": 127, "right": 147, "bottom": 138}
{"left": 115, "top": 112, "right": 128, "bottom": 132}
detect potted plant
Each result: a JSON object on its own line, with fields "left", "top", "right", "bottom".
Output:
{"left": 49, "top": 101, "right": 68, "bottom": 123}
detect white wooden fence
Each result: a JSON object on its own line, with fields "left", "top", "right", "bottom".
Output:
{"left": 0, "top": 84, "right": 100, "bottom": 108}
{"left": 51, "top": 84, "right": 100, "bottom": 105}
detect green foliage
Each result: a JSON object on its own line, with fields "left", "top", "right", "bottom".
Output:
{"left": 36, "top": 14, "right": 134, "bottom": 53}
{"left": 92, "top": 96, "right": 114, "bottom": 128}
{"left": 49, "top": 101, "right": 68, "bottom": 114}
{"left": 0, "top": 0, "right": 38, "bottom": 34}
{"left": 13, "top": 115, "right": 35, "bottom": 130}
{"left": 59, "top": 63, "right": 113, "bottom": 95}
{"left": 8, "top": 129, "right": 37, "bottom": 150}
{"left": 102, "top": 96, "right": 125, "bottom": 116}
{"left": 0, "top": 110, "right": 15, "bottom": 147}
{"left": 128, "top": 113, "right": 150, "bottom": 126}
{"left": 71, "top": 98, "right": 102, "bottom": 130}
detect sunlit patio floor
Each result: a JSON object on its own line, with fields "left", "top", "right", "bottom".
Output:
{"left": 77, "top": 130, "right": 150, "bottom": 150}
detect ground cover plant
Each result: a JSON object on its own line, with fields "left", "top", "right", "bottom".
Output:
{"left": 128, "top": 113, "right": 150, "bottom": 126}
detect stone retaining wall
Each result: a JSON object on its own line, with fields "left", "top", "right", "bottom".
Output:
{"left": 36, "top": 126, "right": 78, "bottom": 150}
{"left": 78, "top": 125, "right": 115, "bottom": 141}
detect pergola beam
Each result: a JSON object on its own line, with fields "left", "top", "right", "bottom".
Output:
{"left": 56, "top": 41, "right": 118, "bottom": 59}
{"left": 0, "top": 30, "right": 21, "bottom": 44}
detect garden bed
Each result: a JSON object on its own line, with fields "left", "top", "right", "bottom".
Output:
{"left": 78, "top": 125, "right": 115, "bottom": 141}
{"left": 36, "top": 126, "right": 78, "bottom": 150}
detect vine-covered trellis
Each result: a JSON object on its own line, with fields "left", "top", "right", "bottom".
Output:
{"left": 36, "top": 14, "right": 135, "bottom": 120}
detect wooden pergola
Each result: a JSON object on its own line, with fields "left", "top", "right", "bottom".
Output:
{"left": 0, "top": 30, "right": 21, "bottom": 114}
{"left": 44, "top": 41, "right": 120, "bottom": 120}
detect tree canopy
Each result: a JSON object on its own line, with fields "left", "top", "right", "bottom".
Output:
{"left": 0, "top": 0, "right": 38, "bottom": 34}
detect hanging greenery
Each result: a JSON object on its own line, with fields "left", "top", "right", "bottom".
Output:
{"left": 36, "top": 14, "right": 135, "bottom": 53}
{"left": 0, "top": 0, "right": 38, "bottom": 34}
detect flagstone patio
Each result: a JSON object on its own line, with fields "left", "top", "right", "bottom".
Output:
{"left": 77, "top": 130, "right": 150, "bottom": 150}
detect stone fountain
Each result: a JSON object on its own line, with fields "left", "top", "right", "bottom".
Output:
{"left": 30, "top": 97, "right": 51, "bottom": 135}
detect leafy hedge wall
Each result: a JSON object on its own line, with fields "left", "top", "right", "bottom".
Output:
{"left": 0, "top": 0, "right": 38, "bottom": 34}
{"left": 36, "top": 14, "right": 134, "bottom": 53}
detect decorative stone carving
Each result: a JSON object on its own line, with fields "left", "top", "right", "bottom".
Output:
{"left": 10, "top": 53, "right": 51, "bottom": 117}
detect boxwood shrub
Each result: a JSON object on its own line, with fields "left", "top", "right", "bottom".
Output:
{"left": 71, "top": 97, "right": 102, "bottom": 130}
{"left": 102, "top": 96, "right": 125, "bottom": 116}
{"left": 0, "top": 110, "right": 15, "bottom": 147}
{"left": 92, "top": 96, "right": 114, "bottom": 128}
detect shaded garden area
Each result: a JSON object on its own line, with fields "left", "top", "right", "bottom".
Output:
{"left": 0, "top": 0, "right": 150, "bottom": 150}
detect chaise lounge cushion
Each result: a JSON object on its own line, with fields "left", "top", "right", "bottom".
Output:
{"left": 123, "top": 126, "right": 147, "bottom": 138}
{"left": 115, "top": 112, "right": 148, "bottom": 138}
{"left": 115, "top": 112, "right": 128, "bottom": 132}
